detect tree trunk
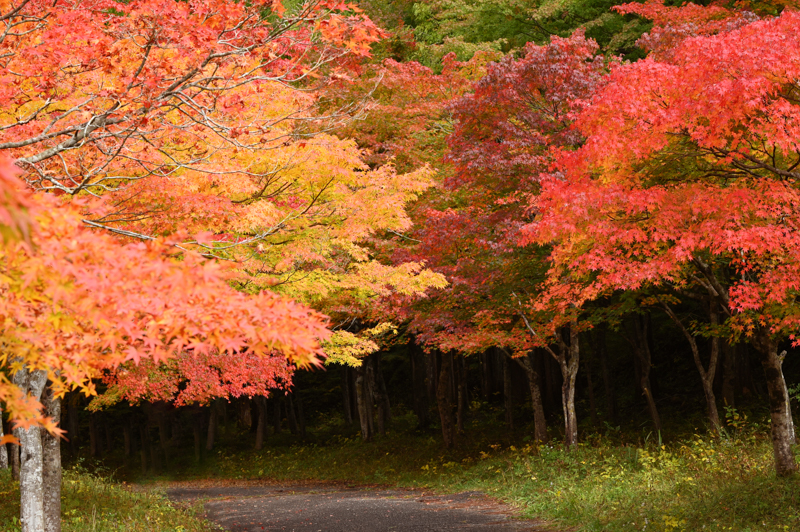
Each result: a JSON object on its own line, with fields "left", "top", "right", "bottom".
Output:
{"left": 0, "top": 410, "right": 7, "bottom": 469}
{"left": 355, "top": 365, "right": 373, "bottom": 442}
{"left": 11, "top": 427, "right": 20, "bottom": 481}
{"left": 503, "top": 353, "right": 514, "bottom": 431}
{"left": 629, "top": 314, "right": 662, "bottom": 433}
{"left": 437, "top": 351, "right": 456, "bottom": 448}
{"left": 41, "top": 384, "right": 61, "bottom": 532}
{"left": 286, "top": 393, "right": 299, "bottom": 435}
{"left": 594, "top": 325, "right": 617, "bottom": 424}
{"left": 192, "top": 415, "right": 202, "bottom": 463}
{"left": 410, "top": 342, "right": 429, "bottom": 429}
{"left": 456, "top": 354, "right": 466, "bottom": 434}
{"left": 756, "top": 335, "right": 797, "bottom": 476}
{"left": 157, "top": 412, "right": 170, "bottom": 468}
{"left": 139, "top": 424, "right": 148, "bottom": 476}
{"left": 89, "top": 413, "right": 99, "bottom": 457}
{"left": 479, "top": 351, "right": 490, "bottom": 401}
{"left": 585, "top": 345, "right": 599, "bottom": 427}
{"left": 297, "top": 396, "right": 306, "bottom": 438}
{"left": 255, "top": 397, "right": 267, "bottom": 450}
{"left": 722, "top": 341, "right": 736, "bottom": 410}
{"left": 560, "top": 324, "right": 580, "bottom": 449}
{"left": 206, "top": 402, "right": 217, "bottom": 451}
{"left": 516, "top": 352, "right": 549, "bottom": 443}
{"left": 67, "top": 395, "right": 79, "bottom": 455}
{"left": 272, "top": 398, "right": 282, "bottom": 435}
{"left": 374, "top": 353, "right": 391, "bottom": 435}
{"left": 341, "top": 367, "right": 353, "bottom": 425}
{"left": 14, "top": 367, "right": 48, "bottom": 532}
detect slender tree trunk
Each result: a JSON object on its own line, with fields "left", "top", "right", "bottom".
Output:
{"left": 14, "top": 368, "right": 48, "bottom": 532}
{"left": 157, "top": 412, "right": 170, "bottom": 468}
{"left": 561, "top": 324, "right": 580, "bottom": 449}
{"left": 123, "top": 422, "right": 132, "bottom": 459}
{"left": 479, "top": 351, "right": 490, "bottom": 400}
{"left": 585, "top": 345, "right": 599, "bottom": 427}
{"left": 503, "top": 353, "right": 514, "bottom": 431}
{"left": 41, "top": 384, "right": 61, "bottom": 532}
{"left": 0, "top": 410, "right": 7, "bottom": 469}
{"left": 89, "top": 413, "right": 99, "bottom": 457}
{"left": 516, "top": 352, "right": 549, "bottom": 443}
{"left": 456, "top": 355, "right": 465, "bottom": 434}
{"left": 139, "top": 424, "right": 148, "bottom": 476}
{"left": 255, "top": 397, "right": 267, "bottom": 450}
{"left": 355, "top": 365, "right": 372, "bottom": 442}
{"left": 272, "top": 398, "right": 282, "bottom": 435}
{"left": 629, "top": 314, "right": 662, "bottom": 433}
{"left": 67, "top": 395, "right": 78, "bottom": 456}
{"left": 286, "top": 393, "right": 299, "bottom": 435}
{"left": 437, "top": 351, "right": 456, "bottom": 448}
{"left": 11, "top": 427, "right": 20, "bottom": 481}
{"left": 756, "top": 334, "right": 797, "bottom": 476}
{"left": 594, "top": 326, "right": 617, "bottom": 424}
{"left": 372, "top": 354, "right": 390, "bottom": 436}
{"left": 410, "top": 342, "right": 429, "bottom": 429}
{"left": 342, "top": 367, "right": 353, "bottom": 425}
{"left": 192, "top": 416, "right": 202, "bottom": 463}
{"left": 722, "top": 341, "right": 736, "bottom": 409}
{"left": 297, "top": 396, "right": 306, "bottom": 438}
{"left": 206, "top": 402, "right": 217, "bottom": 451}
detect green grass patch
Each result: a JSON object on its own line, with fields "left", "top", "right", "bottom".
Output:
{"left": 0, "top": 465, "right": 212, "bottom": 532}
{"left": 168, "top": 412, "right": 800, "bottom": 532}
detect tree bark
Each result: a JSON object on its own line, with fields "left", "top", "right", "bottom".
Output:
{"left": 14, "top": 367, "right": 48, "bottom": 532}
{"left": 756, "top": 334, "right": 797, "bottom": 476}
{"left": 0, "top": 410, "right": 7, "bottom": 469}
{"left": 206, "top": 402, "right": 217, "bottom": 451}
{"left": 255, "top": 397, "right": 267, "bottom": 450}
{"left": 661, "top": 300, "right": 722, "bottom": 435}
{"left": 355, "top": 364, "right": 373, "bottom": 442}
{"left": 11, "top": 427, "right": 20, "bottom": 481}
{"left": 503, "top": 353, "right": 514, "bottom": 431}
{"left": 41, "top": 384, "right": 61, "bottom": 532}
{"left": 374, "top": 353, "right": 391, "bottom": 435}
{"left": 437, "top": 351, "right": 456, "bottom": 448}
{"left": 515, "top": 351, "right": 549, "bottom": 443}
{"left": 341, "top": 367, "right": 353, "bottom": 425}
{"left": 560, "top": 324, "right": 580, "bottom": 449}
{"left": 629, "top": 314, "right": 662, "bottom": 433}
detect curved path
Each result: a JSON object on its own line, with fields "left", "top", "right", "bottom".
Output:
{"left": 167, "top": 480, "right": 552, "bottom": 532}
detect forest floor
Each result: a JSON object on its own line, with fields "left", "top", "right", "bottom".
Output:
{"left": 165, "top": 479, "right": 552, "bottom": 531}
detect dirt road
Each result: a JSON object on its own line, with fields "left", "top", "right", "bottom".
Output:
{"left": 167, "top": 481, "right": 551, "bottom": 531}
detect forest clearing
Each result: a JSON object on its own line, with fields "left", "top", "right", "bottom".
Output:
{"left": 2, "top": 0, "right": 800, "bottom": 530}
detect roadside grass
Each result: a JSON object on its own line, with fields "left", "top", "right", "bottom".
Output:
{"left": 162, "top": 411, "right": 800, "bottom": 532}
{"left": 0, "top": 465, "right": 212, "bottom": 532}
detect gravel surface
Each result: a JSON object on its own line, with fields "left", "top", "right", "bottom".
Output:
{"left": 167, "top": 481, "right": 552, "bottom": 531}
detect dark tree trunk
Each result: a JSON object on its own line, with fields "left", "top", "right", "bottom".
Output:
{"left": 437, "top": 351, "right": 456, "bottom": 448}
{"left": 89, "top": 413, "right": 100, "bottom": 458}
{"left": 342, "top": 366, "right": 353, "bottom": 425}
{"left": 192, "top": 414, "right": 202, "bottom": 462}
{"left": 11, "top": 427, "right": 20, "bottom": 481}
{"left": 755, "top": 334, "right": 797, "bottom": 476}
{"left": 661, "top": 300, "right": 722, "bottom": 435}
{"left": 286, "top": 393, "right": 299, "bottom": 435}
{"left": 123, "top": 422, "right": 132, "bottom": 458}
{"left": 410, "top": 342, "right": 429, "bottom": 429}
{"left": 0, "top": 412, "right": 7, "bottom": 470}
{"left": 456, "top": 355, "right": 467, "bottom": 434}
{"left": 272, "top": 398, "right": 282, "bottom": 434}
{"left": 67, "top": 394, "right": 79, "bottom": 455}
{"left": 594, "top": 325, "right": 617, "bottom": 424}
{"left": 722, "top": 341, "right": 736, "bottom": 410}
{"left": 479, "top": 351, "right": 491, "bottom": 401}
{"left": 372, "top": 354, "right": 391, "bottom": 436}
{"left": 206, "top": 402, "right": 218, "bottom": 451}
{"left": 297, "top": 396, "right": 306, "bottom": 438}
{"left": 515, "top": 351, "right": 549, "bottom": 443}
{"left": 585, "top": 344, "right": 599, "bottom": 427}
{"left": 503, "top": 353, "right": 514, "bottom": 431}
{"left": 255, "top": 397, "right": 267, "bottom": 450}
{"left": 139, "top": 424, "right": 148, "bottom": 476}
{"left": 355, "top": 365, "right": 373, "bottom": 442}
{"left": 41, "top": 384, "right": 61, "bottom": 532}
{"left": 629, "top": 314, "right": 662, "bottom": 433}
{"left": 157, "top": 412, "right": 170, "bottom": 468}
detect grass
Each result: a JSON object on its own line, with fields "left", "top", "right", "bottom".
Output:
{"left": 0, "top": 463, "right": 213, "bottom": 532}
{"left": 151, "top": 408, "right": 800, "bottom": 532}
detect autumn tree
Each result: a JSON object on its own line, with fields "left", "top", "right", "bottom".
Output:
{"left": 526, "top": 4, "right": 800, "bottom": 474}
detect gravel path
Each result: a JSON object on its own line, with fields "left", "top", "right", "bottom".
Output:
{"left": 167, "top": 480, "right": 552, "bottom": 532}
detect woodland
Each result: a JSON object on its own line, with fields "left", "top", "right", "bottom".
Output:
{"left": 2, "top": 0, "right": 800, "bottom": 530}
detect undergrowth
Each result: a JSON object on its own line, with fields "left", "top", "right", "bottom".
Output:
{"left": 164, "top": 411, "right": 800, "bottom": 532}
{"left": 0, "top": 464, "right": 211, "bottom": 532}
